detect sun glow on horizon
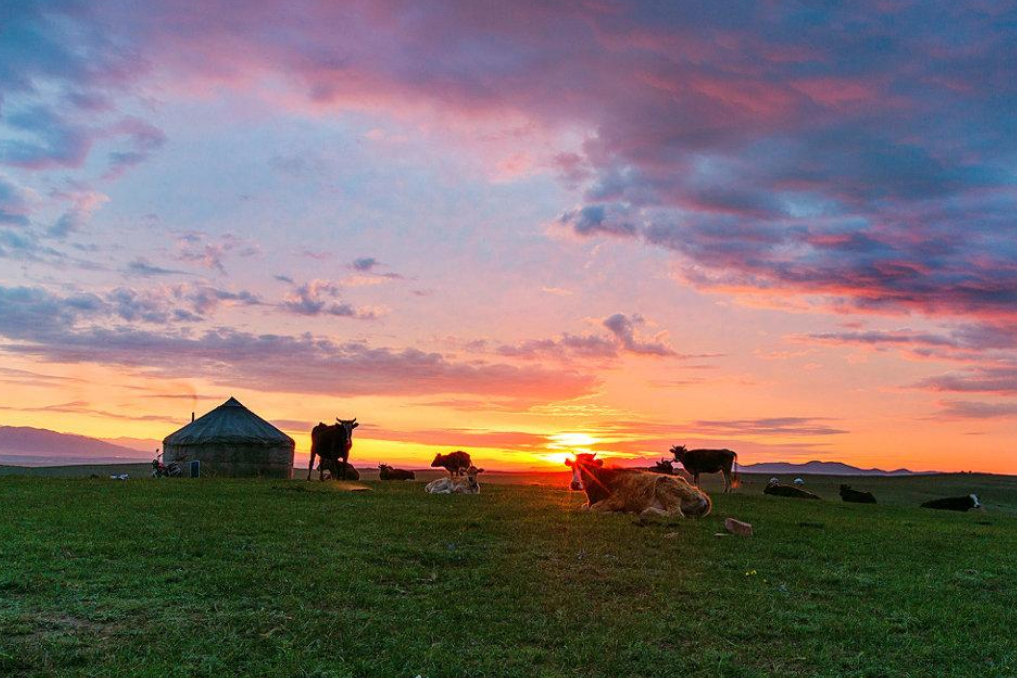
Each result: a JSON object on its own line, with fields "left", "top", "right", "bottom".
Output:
{"left": 542, "top": 432, "right": 599, "bottom": 465}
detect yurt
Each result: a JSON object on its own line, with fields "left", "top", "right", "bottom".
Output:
{"left": 162, "top": 397, "right": 294, "bottom": 478}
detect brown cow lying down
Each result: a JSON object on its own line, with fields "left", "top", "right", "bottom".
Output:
{"left": 566, "top": 453, "right": 711, "bottom": 520}
{"left": 764, "top": 478, "right": 820, "bottom": 500}
{"left": 425, "top": 466, "right": 485, "bottom": 494}
{"left": 378, "top": 464, "right": 416, "bottom": 480}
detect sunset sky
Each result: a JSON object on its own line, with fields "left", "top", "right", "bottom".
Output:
{"left": 1, "top": 2, "right": 1016, "bottom": 472}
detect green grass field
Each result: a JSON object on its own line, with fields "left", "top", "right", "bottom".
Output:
{"left": 1, "top": 472, "right": 1015, "bottom": 677}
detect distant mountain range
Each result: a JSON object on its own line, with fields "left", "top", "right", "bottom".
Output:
{"left": 0, "top": 425, "right": 936, "bottom": 475}
{"left": 0, "top": 426, "right": 153, "bottom": 466}
{"left": 740, "top": 460, "right": 928, "bottom": 476}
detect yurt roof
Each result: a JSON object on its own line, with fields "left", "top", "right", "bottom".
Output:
{"left": 162, "top": 397, "right": 294, "bottom": 447}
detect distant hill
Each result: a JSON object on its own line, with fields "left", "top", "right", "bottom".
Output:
{"left": 0, "top": 426, "right": 152, "bottom": 466}
{"left": 99, "top": 436, "right": 163, "bottom": 453}
{"left": 741, "top": 460, "right": 928, "bottom": 476}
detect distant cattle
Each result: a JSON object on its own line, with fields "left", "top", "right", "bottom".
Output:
{"left": 425, "top": 466, "right": 485, "bottom": 494}
{"left": 647, "top": 459, "right": 675, "bottom": 475}
{"left": 839, "top": 485, "right": 876, "bottom": 504}
{"left": 431, "top": 450, "right": 472, "bottom": 477}
{"left": 670, "top": 445, "right": 738, "bottom": 492}
{"left": 378, "top": 464, "right": 415, "bottom": 481}
{"left": 320, "top": 460, "right": 360, "bottom": 481}
{"left": 764, "top": 479, "right": 821, "bottom": 500}
{"left": 567, "top": 453, "right": 711, "bottom": 520}
{"left": 308, "top": 418, "right": 359, "bottom": 481}
{"left": 921, "top": 494, "right": 981, "bottom": 512}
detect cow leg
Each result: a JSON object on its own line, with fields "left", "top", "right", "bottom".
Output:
{"left": 723, "top": 469, "right": 731, "bottom": 493}
{"left": 307, "top": 451, "right": 316, "bottom": 481}
{"left": 693, "top": 473, "right": 700, "bottom": 487}
{"left": 340, "top": 455, "right": 348, "bottom": 481}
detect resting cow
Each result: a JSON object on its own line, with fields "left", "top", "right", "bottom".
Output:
{"left": 378, "top": 464, "right": 415, "bottom": 481}
{"left": 764, "top": 478, "right": 821, "bottom": 500}
{"left": 320, "top": 460, "right": 360, "bottom": 481}
{"left": 425, "top": 466, "right": 484, "bottom": 494}
{"left": 566, "top": 453, "right": 711, "bottom": 520}
{"left": 670, "top": 445, "right": 738, "bottom": 492}
{"left": 647, "top": 459, "right": 675, "bottom": 475}
{"left": 431, "top": 450, "right": 472, "bottom": 477}
{"left": 921, "top": 494, "right": 981, "bottom": 512}
{"left": 839, "top": 484, "right": 876, "bottom": 504}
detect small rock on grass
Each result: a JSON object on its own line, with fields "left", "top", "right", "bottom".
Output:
{"left": 725, "top": 518, "right": 753, "bottom": 537}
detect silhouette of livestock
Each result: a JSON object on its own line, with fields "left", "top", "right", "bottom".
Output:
{"left": 921, "top": 494, "right": 981, "bottom": 512}
{"left": 648, "top": 459, "right": 675, "bottom": 474}
{"left": 670, "top": 445, "right": 738, "bottom": 492}
{"left": 431, "top": 450, "right": 472, "bottom": 477}
{"left": 378, "top": 464, "right": 415, "bottom": 480}
{"left": 764, "top": 479, "right": 821, "bottom": 500}
{"left": 308, "top": 418, "right": 358, "bottom": 481}
{"left": 566, "top": 453, "right": 712, "bottom": 520}
{"left": 839, "top": 485, "right": 876, "bottom": 504}
{"left": 320, "top": 460, "right": 360, "bottom": 481}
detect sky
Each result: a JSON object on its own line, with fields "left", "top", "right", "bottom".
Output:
{"left": 1, "top": 1, "right": 1016, "bottom": 473}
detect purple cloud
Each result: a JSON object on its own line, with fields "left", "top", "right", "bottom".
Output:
{"left": 280, "top": 280, "right": 374, "bottom": 319}
{"left": 602, "top": 313, "right": 675, "bottom": 357}
{"left": 934, "top": 400, "right": 1017, "bottom": 420}
{"left": 352, "top": 257, "right": 380, "bottom": 272}
{"left": 0, "top": 285, "right": 597, "bottom": 401}
{"left": 915, "top": 366, "right": 1017, "bottom": 396}
{"left": 125, "top": 258, "right": 188, "bottom": 277}
{"left": 495, "top": 312, "right": 697, "bottom": 362}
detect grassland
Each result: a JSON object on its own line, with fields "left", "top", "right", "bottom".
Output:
{"left": 1, "top": 472, "right": 1015, "bottom": 677}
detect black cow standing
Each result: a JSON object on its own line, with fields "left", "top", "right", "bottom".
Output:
{"left": 308, "top": 418, "right": 359, "bottom": 481}
{"left": 670, "top": 445, "right": 738, "bottom": 493}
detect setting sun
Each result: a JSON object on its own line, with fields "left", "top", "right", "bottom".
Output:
{"left": 542, "top": 432, "right": 599, "bottom": 465}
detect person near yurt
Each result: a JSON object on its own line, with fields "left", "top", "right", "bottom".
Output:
{"left": 161, "top": 397, "right": 294, "bottom": 478}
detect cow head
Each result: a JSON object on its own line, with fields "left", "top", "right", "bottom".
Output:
{"left": 669, "top": 445, "right": 687, "bottom": 462}
{"left": 336, "top": 417, "right": 359, "bottom": 434}
{"left": 565, "top": 453, "right": 603, "bottom": 491}
{"left": 430, "top": 453, "right": 444, "bottom": 467}
{"left": 970, "top": 494, "right": 982, "bottom": 509}
{"left": 335, "top": 418, "right": 358, "bottom": 451}
{"left": 464, "top": 465, "right": 485, "bottom": 492}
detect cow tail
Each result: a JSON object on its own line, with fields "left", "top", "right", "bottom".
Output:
{"left": 733, "top": 453, "right": 739, "bottom": 488}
